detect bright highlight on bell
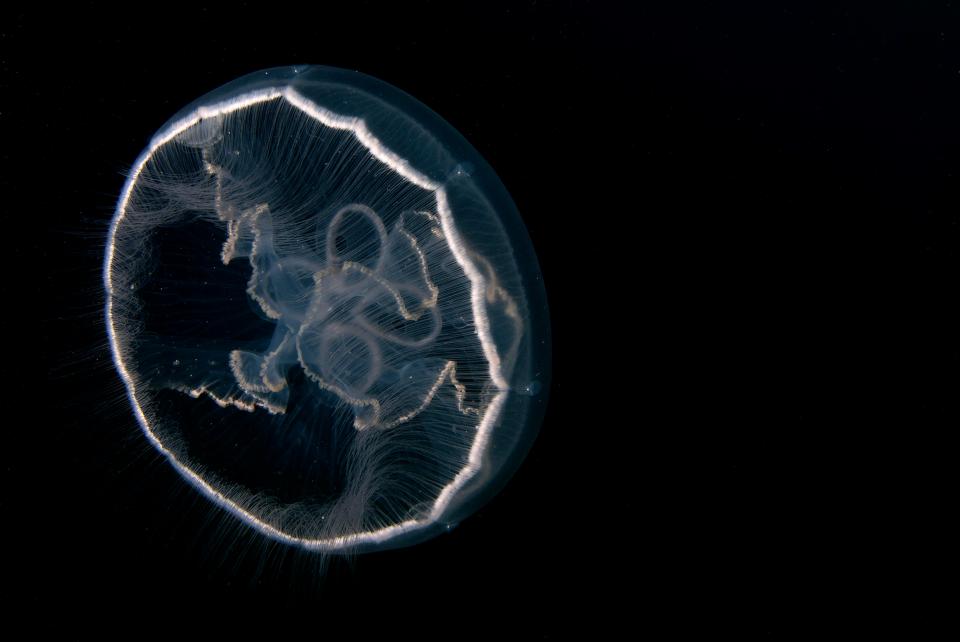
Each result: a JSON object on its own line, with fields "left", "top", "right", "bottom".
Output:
{"left": 104, "top": 66, "right": 550, "bottom": 552}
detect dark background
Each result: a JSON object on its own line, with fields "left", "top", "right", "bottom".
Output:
{"left": 5, "top": 1, "right": 958, "bottom": 634}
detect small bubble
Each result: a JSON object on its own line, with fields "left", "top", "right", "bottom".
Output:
{"left": 521, "top": 380, "right": 541, "bottom": 396}
{"left": 453, "top": 161, "right": 474, "bottom": 177}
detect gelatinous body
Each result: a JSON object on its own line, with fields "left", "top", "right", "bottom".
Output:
{"left": 104, "top": 66, "right": 549, "bottom": 552}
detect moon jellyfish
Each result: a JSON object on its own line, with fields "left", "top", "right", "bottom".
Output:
{"left": 104, "top": 66, "right": 549, "bottom": 552}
